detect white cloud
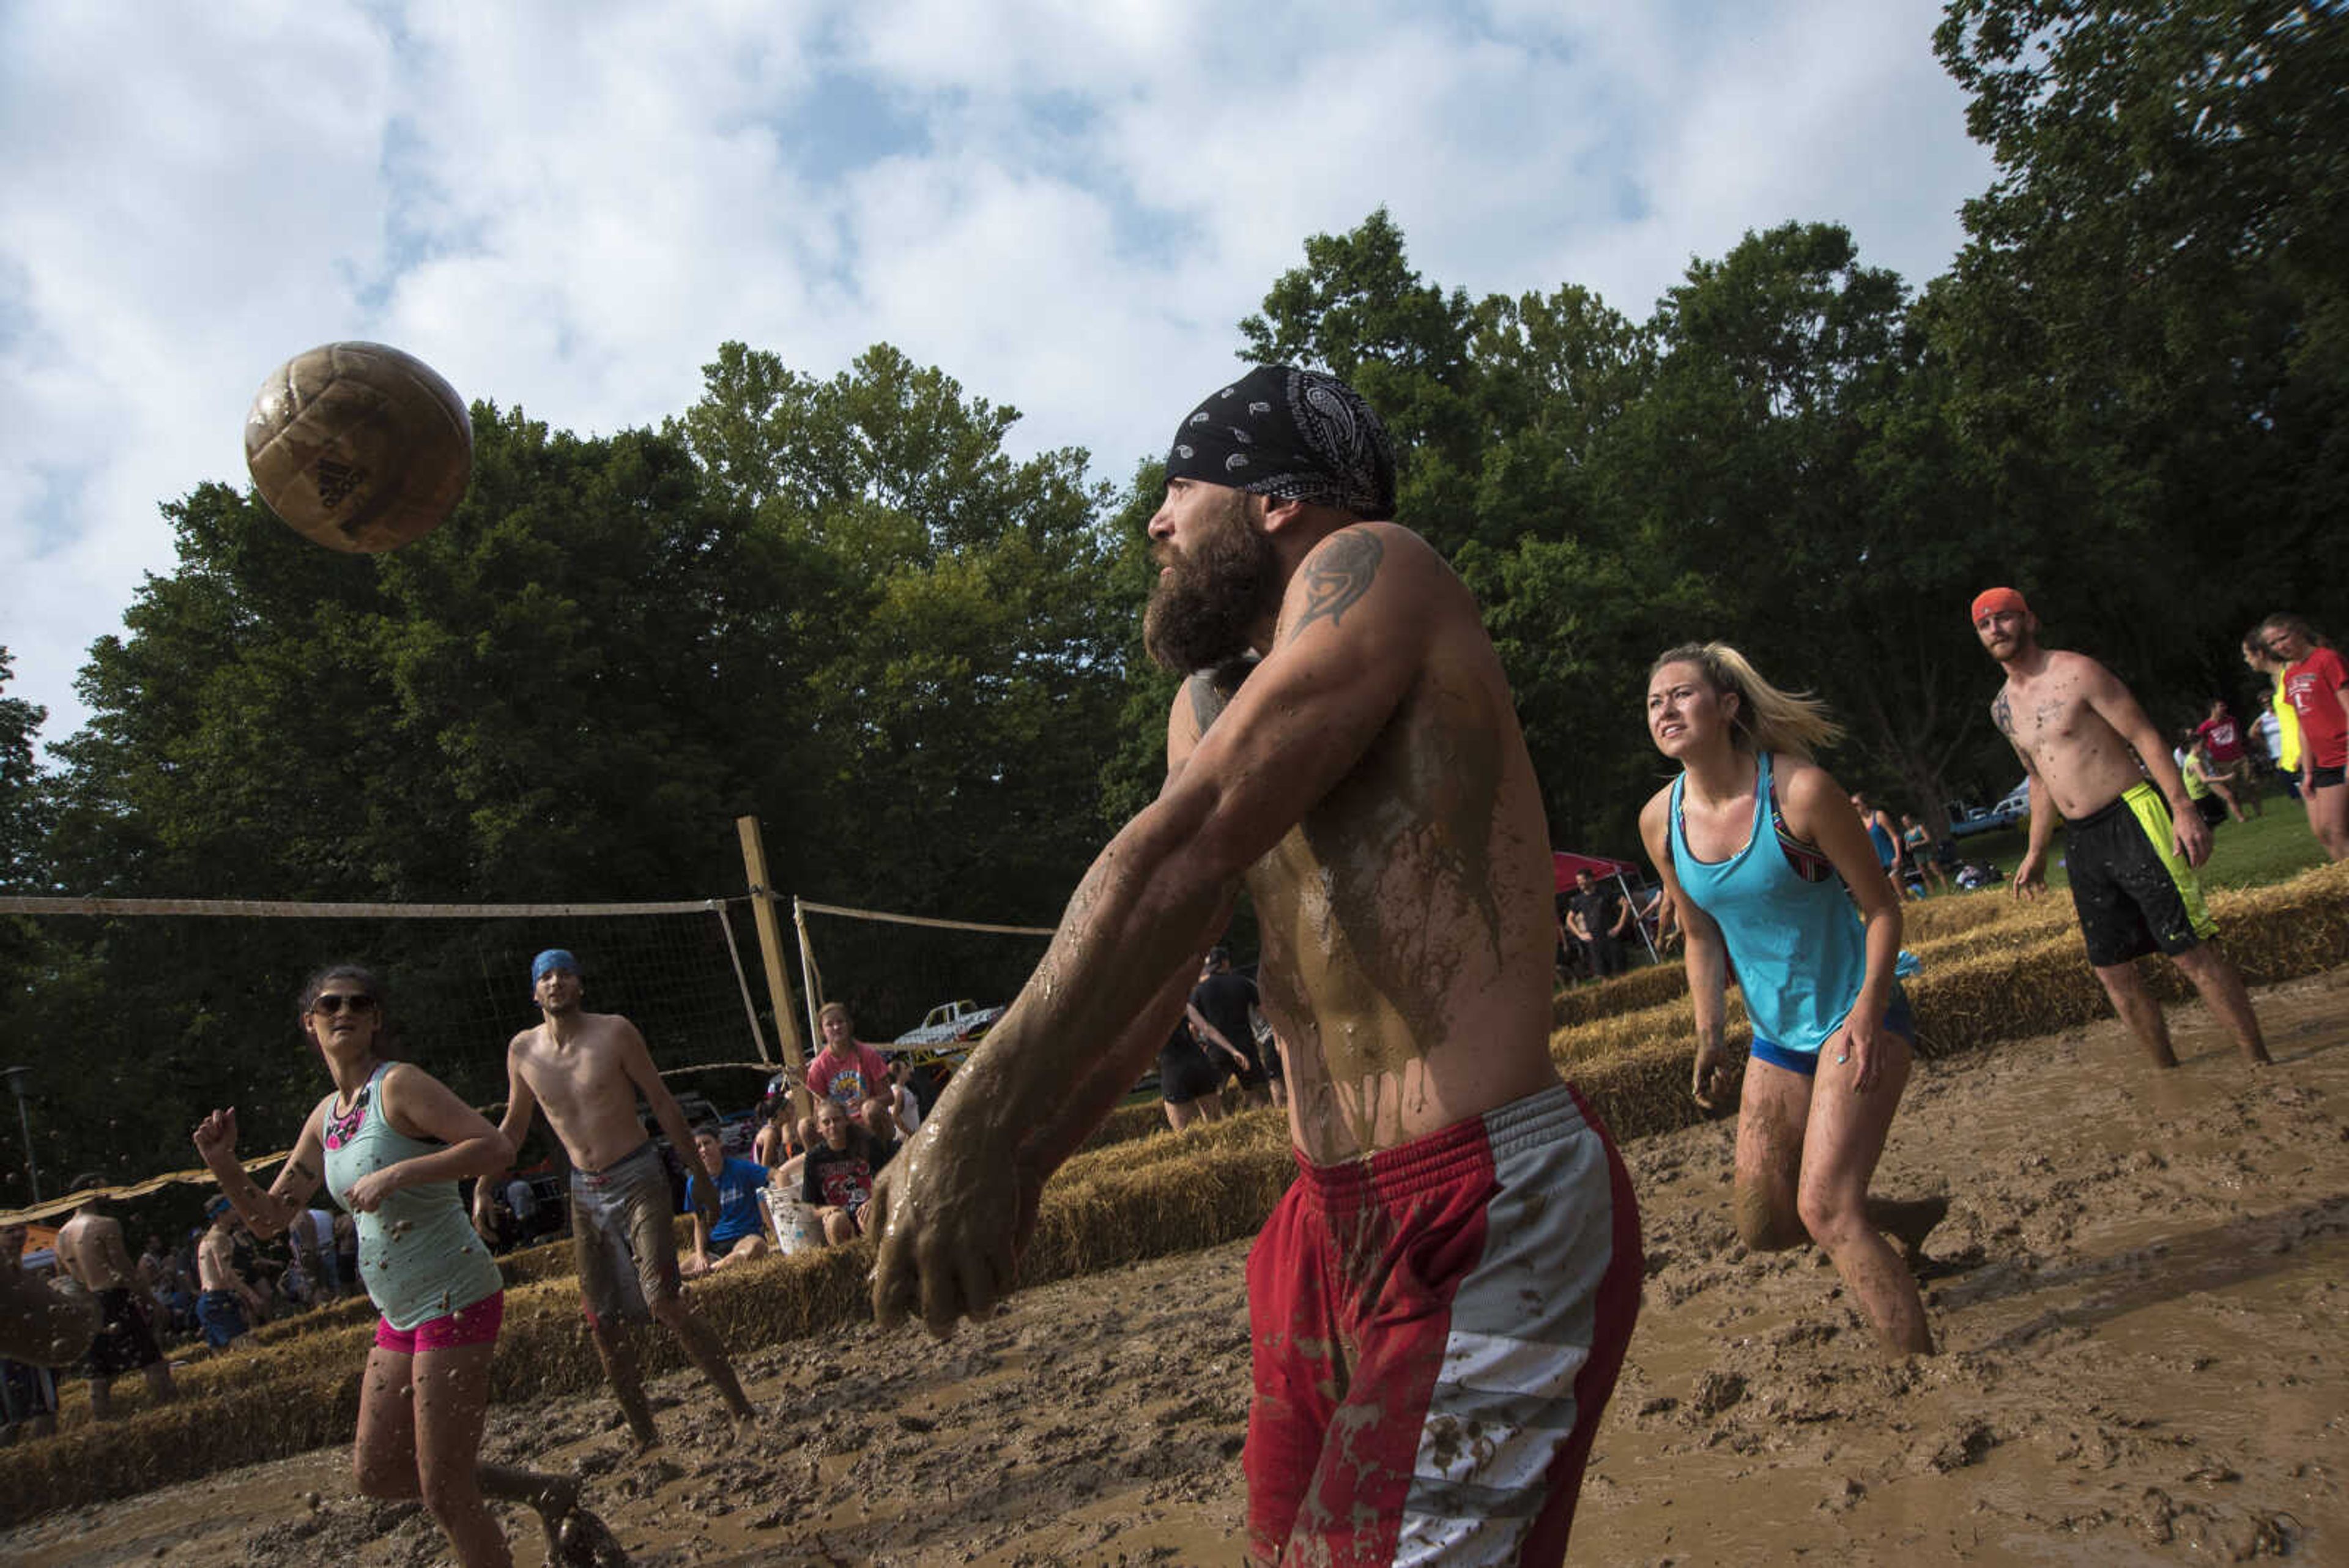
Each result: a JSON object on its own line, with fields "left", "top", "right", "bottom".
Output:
{"left": 0, "top": 0, "right": 1991, "bottom": 749}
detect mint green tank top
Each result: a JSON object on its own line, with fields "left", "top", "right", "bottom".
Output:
{"left": 317, "top": 1063, "right": 502, "bottom": 1331}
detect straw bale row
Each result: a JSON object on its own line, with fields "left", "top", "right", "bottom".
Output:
{"left": 7, "top": 865, "right": 2340, "bottom": 1520}
{"left": 1550, "top": 888, "right": 2076, "bottom": 1030}
{"left": 1074, "top": 1099, "right": 1177, "bottom": 1156}
{"left": 1549, "top": 958, "right": 1689, "bottom": 1028}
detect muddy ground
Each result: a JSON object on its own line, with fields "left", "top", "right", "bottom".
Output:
{"left": 7, "top": 971, "right": 2345, "bottom": 1566}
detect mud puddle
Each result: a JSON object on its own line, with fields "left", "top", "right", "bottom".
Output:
{"left": 5, "top": 972, "right": 2345, "bottom": 1564}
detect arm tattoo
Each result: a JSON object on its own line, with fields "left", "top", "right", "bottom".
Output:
{"left": 1285, "top": 529, "right": 1383, "bottom": 644}
{"left": 1991, "top": 692, "right": 2012, "bottom": 736}
{"left": 288, "top": 1159, "right": 317, "bottom": 1184}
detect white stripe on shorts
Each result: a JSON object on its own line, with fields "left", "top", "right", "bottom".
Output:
{"left": 1393, "top": 1088, "right": 1617, "bottom": 1567}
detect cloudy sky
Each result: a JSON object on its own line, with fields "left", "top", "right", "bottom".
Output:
{"left": 1, "top": 0, "right": 1994, "bottom": 749}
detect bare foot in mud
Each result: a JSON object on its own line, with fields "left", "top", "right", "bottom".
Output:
{"left": 526, "top": 1475, "right": 628, "bottom": 1568}
{"left": 554, "top": 1503, "right": 629, "bottom": 1568}
{"left": 1875, "top": 1195, "right": 1950, "bottom": 1263}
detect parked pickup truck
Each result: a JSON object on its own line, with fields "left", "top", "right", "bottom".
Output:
{"left": 1945, "top": 780, "right": 2031, "bottom": 838}
{"left": 893, "top": 999, "right": 1006, "bottom": 1048}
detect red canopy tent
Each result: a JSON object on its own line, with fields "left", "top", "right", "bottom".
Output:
{"left": 1552, "top": 850, "right": 1642, "bottom": 892}
{"left": 1552, "top": 851, "right": 1660, "bottom": 965}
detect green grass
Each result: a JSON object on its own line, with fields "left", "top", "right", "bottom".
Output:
{"left": 1931, "top": 782, "right": 2328, "bottom": 897}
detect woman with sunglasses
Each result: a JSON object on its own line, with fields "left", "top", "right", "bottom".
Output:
{"left": 1639, "top": 645, "right": 1944, "bottom": 1358}
{"left": 191, "top": 964, "right": 618, "bottom": 1567}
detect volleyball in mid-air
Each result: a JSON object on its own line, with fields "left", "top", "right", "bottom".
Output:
{"left": 243, "top": 341, "right": 472, "bottom": 552}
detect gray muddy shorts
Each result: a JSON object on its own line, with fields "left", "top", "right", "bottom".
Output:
{"left": 570, "top": 1142, "right": 680, "bottom": 1328}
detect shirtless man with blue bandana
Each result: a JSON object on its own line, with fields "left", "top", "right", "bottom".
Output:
{"left": 473, "top": 949, "right": 755, "bottom": 1446}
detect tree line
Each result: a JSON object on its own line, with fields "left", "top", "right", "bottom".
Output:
{"left": 1, "top": 0, "right": 2340, "bottom": 1201}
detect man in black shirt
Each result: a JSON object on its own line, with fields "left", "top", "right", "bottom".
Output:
{"left": 1564, "top": 869, "right": 1632, "bottom": 979}
{"left": 1189, "top": 947, "right": 1279, "bottom": 1109}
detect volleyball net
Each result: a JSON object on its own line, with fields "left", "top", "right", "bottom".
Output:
{"left": 0, "top": 894, "right": 773, "bottom": 1223}
{"left": 0, "top": 883, "right": 1063, "bottom": 1224}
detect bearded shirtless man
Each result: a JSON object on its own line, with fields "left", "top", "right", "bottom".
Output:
{"left": 54, "top": 1178, "right": 176, "bottom": 1418}
{"left": 1973, "top": 587, "right": 2269, "bottom": 1069}
{"left": 869, "top": 366, "right": 1642, "bottom": 1568}
{"left": 473, "top": 949, "right": 755, "bottom": 1446}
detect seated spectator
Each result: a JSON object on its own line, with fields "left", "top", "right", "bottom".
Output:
{"left": 681, "top": 1128, "right": 772, "bottom": 1277}
{"left": 800, "top": 1100, "right": 897, "bottom": 1247}
{"left": 752, "top": 1095, "right": 801, "bottom": 1168}
{"left": 881, "top": 1057, "right": 924, "bottom": 1138}
{"left": 799, "top": 1002, "right": 895, "bottom": 1151}
{"left": 900, "top": 1053, "right": 951, "bottom": 1117}
{"left": 289, "top": 1206, "right": 342, "bottom": 1299}
{"left": 135, "top": 1234, "right": 171, "bottom": 1304}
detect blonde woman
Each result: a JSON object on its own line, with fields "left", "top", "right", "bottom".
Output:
{"left": 1639, "top": 645, "right": 1943, "bottom": 1356}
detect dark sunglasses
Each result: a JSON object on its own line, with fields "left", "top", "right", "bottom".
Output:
{"left": 311, "top": 993, "right": 380, "bottom": 1017}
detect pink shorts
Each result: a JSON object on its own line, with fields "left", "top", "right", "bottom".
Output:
{"left": 1244, "top": 1083, "right": 1642, "bottom": 1567}
{"left": 373, "top": 1290, "right": 504, "bottom": 1355}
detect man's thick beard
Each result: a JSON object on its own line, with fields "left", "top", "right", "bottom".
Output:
{"left": 1143, "top": 496, "right": 1282, "bottom": 674}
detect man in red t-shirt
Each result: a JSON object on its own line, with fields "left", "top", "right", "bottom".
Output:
{"left": 2263, "top": 615, "right": 2349, "bottom": 861}
{"left": 799, "top": 1001, "right": 897, "bottom": 1145}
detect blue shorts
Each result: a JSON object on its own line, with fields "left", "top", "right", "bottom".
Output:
{"left": 196, "top": 1289, "right": 249, "bottom": 1348}
{"left": 1751, "top": 989, "right": 1914, "bottom": 1077}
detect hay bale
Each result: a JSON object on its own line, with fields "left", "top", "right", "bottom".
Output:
{"left": 9, "top": 865, "right": 2341, "bottom": 1523}
{"left": 1904, "top": 891, "right": 2036, "bottom": 943}
{"left": 1023, "top": 1140, "right": 1295, "bottom": 1284}
{"left": 1551, "top": 960, "right": 1690, "bottom": 1028}
{"left": 248, "top": 1294, "right": 377, "bottom": 1345}
{"left": 1074, "top": 1101, "right": 1178, "bottom": 1156}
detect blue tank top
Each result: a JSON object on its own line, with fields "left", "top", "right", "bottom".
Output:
{"left": 1668, "top": 752, "right": 1871, "bottom": 1057}
{"left": 318, "top": 1063, "right": 502, "bottom": 1330}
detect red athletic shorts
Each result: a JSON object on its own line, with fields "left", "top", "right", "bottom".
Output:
{"left": 1244, "top": 1083, "right": 1641, "bottom": 1567}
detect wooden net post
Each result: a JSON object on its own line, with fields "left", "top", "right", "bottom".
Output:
{"left": 735, "top": 816, "right": 811, "bottom": 1120}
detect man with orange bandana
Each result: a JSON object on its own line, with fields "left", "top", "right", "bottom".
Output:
{"left": 1972, "top": 588, "right": 2269, "bottom": 1069}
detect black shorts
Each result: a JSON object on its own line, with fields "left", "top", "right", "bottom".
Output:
{"left": 0, "top": 1358, "right": 58, "bottom": 1422}
{"left": 84, "top": 1287, "right": 161, "bottom": 1379}
{"left": 1227, "top": 1046, "right": 1271, "bottom": 1091}
{"left": 2311, "top": 764, "right": 2347, "bottom": 789}
{"left": 1157, "top": 1046, "right": 1226, "bottom": 1106}
{"left": 2067, "top": 786, "right": 2216, "bottom": 967}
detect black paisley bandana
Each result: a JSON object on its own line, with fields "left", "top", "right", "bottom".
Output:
{"left": 1163, "top": 365, "right": 1397, "bottom": 519}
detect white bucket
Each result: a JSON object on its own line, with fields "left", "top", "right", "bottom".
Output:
{"left": 767, "top": 1191, "right": 819, "bottom": 1255}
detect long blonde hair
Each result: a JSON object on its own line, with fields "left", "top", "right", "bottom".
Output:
{"left": 1649, "top": 642, "right": 1842, "bottom": 762}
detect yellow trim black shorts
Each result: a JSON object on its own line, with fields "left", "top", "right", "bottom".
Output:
{"left": 2067, "top": 782, "right": 2216, "bottom": 967}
